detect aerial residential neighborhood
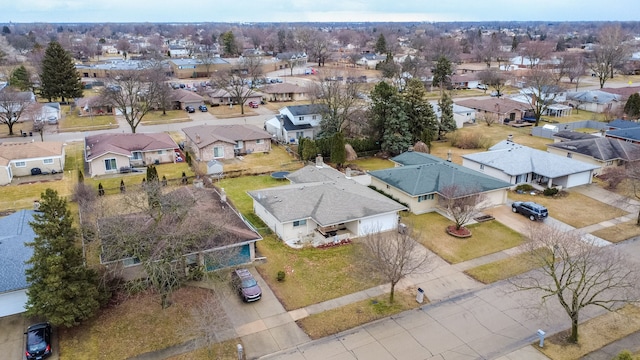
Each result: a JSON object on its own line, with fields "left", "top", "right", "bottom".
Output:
{"left": 3, "top": 4, "right": 640, "bottom": 359}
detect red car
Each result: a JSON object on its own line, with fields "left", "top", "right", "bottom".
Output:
{"left": 248, "top": 101, "right": 259, "bottom": 108}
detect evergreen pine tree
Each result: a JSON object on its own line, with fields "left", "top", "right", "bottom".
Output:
{"left": 403, "top": 78, "right": 438, "bottom": 146}
{"left": 10, "top": 65, "right": 31, "bottom": 91}
{"left": 375, "top": 34, "right": 387, "bottom": 54}
{"left": 25, "top": 189, "right": 100, "bottom": 327}
{"left": 98, "top": 183, "right": 104, "bottom": 196}
{"left": 330, "top": 132, "right": 346, "bottom": 168}
{"left": 39, "top": 41, "right": 83, "bottom": 103}
{"left": 369, "top": 81, "right": 398, "bottom": 142}
{"left": 624, "top": 93, "right": 640, "bottom": 119}
{"left": 437, "top": 91, "right": 457, "bottom": 140}
{"left": 382, "top": 95, "right": 412, "bottom": 156}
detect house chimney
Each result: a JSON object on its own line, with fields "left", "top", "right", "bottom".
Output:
{"left": 196, "top": 134, "right": 201, "bottom": 143}
{"left": 345, "top": 168, "right": 352, "bottom": 179}
{"left": 315, "top": 154, "right": 324, "bottom": 168}
{"left": 507, "top": 134, "right": 513, "bottom": 142}
{"left": 447, "top": 149, "right": 452, "bottom": 162}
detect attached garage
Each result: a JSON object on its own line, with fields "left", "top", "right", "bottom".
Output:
{"left": 0, "top": 290, "right": 28, "bottom": 318}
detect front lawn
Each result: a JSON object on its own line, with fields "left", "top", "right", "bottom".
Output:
{"left": 140, "top": 110, "right": 191, "bottom": 125}
{"left": 405, "top": 212, "right": 524, "bottom": 264}
{"left": 591, "top": 220, "right": 640, "bottom": 243}
{"left": 256, "top": 235, "right": 382, "bottom": 310}
{"left": 464, "top": 250, "right": 549, "bottom": 284}
{"left": 347, "top": 157, "right": 394, "bottom": 171}
{"left": 508, "top": 191, "right": 627, "bottom": 228}
{"left": 296, "top": 291, "right": 421, "bottom": 339}
{"left": 58, "top": 105, "right": 117, "bottom": 131}
{"left": 59, "top": 287, "right": 218, "bottom": 360}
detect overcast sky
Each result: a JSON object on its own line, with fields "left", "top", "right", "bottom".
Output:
{"left": 1, "top": 0, "right": 637, "bottom": 23}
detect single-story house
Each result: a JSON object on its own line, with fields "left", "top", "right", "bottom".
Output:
{"left": 450, "top": 74, "right": 481, "bottom": 90}
{"left": 248, "top": 161, "right": 406, "bottom": 247}
{"left": 0, "top": 210, "right": 36, "bottom": 317}
{"left": 430, "top": 100, "right": 475, "bottom": 129}
{"left": 85, "top": 133, "right": 179, "bottom": 177}
{"left": 368, "top": 151, "right": 511, "bottom": 215}
{"left": 355, "top": 53, "right": 387, "bottom": 69}
{"left": 101, "top": 187, "right": 262, "bottom": 279}
{"left": 605, "top": 127, "right": 640, "bottom": 145}
{"left": 552, "top": 130, "right": 600, "bottom": 143}
{"left": 0, "top": 142, "right": 66, "bottom": 185}
{"left": 607, "top": 119, "right": 640, "bottom": 130}
{"left": 566, "top": 90, "right": 621, "bottom": 114}
{"left": 27, "top": 102, "right": 61, "bottom": 124}
{"left": 75, "top": 96, "right": 113, "bottom": 116}
{"left": 171, "top": 89, "right": 205, "bottom": 110}
{"left": 547, "top": 136, "right": 640, "bottom": 175}
{"left": 462, "top": 140, "right": 600, "bottom": 189}
{"left": 182, "top": 124, "right": 272, "bottom": 161}
{"left": 264, "top": 104, "right": 326, "bottom": 144}
{"left": 261, "top": 83, "right": 310, "bottom": 102}
{"left": 203, "top": 88, "right": 263, "bottom": 107}
{"left": 168, "top": 58, "right": 231, "bottom": 79}
{"left": 455, "top": 98, "right": 531, "bottom": 124}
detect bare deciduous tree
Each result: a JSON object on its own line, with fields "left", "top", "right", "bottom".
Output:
{"left": 477, "top": 69, "right": 507, "bottom": 98}
{"left": 589, "top": 25, "right": 631, "bottom": 89}
{"left": 438, "top": 185, "right": 487, "bottom": 231}
{"left": 210, "top": 65, "right": 256, "bottom": 115}
{"left": 519, "top": 40, "right": 554, "bottom": 69}
{"left": 357, "top": 226, "right": 432, "bottom": 303}
{"left": 512, "top": 225, "right": 639, "bottom": 343}
{"left": 0, "top": 87, "right": 34, "bottom": 135}
{"left": 520, "top": 68, "right": 562, "bottom": 126}
{"left": 312, "top": 73, "right": 362, "bottom": 137}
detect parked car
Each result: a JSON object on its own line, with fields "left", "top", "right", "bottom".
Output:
{"left": 231, "top": 268, "right": 262, "bottom": 302}
{"left": 477, "top": 84, "right": 488, "bottom": 90}
{"left": 248, "top": 101, "right": 259, "bottom": 108}
{"left": 198, "top": 105, "right": 208, "bottom": 112}
{"left": 512, "top": 201, "right": 548, "bottom": 221}
{"left": 490, "top": 91, "right": 502, "bottom": 97}
{"left": 185, "top": 106, "right": 195, "bottom": 113}
{"left": 25, "top": 323, "right": 52, "bottom": 360}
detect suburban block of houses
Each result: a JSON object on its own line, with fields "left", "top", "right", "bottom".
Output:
{"left": 182, "top": 124, "right": 272, "bottom": 161}
{"left": 0, "top": 141, "right": 66, "bottom": 185}
{"left": 248, "top": 159, "right": 406, "bottom": 247}
{"left": 368, "top": 151, "right": 512, "bottom": 215}
{"left": 84, "top": 133, "right": 179, "bottom": 176}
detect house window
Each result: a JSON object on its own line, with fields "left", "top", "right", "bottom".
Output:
{"left": 295, "top": 131, "right": 304, "bottom": 139}
{"left": 256, "top": 139, "right": 264, "bottom": 144}
{"left": 213, "top": 146, "right": 224, "bottom": 158}
{"left": 298, "top": 116, "right": 304, "bottom": 121}
{"left": 418, "top": 194, "right": 435, "bottom": 202}
{"left": 131, "top": 151, "right": 143, "bottom": 160}
{"left": 312, "top": 115, "right": 317, "bottom": 120}
{"left": 567, "top": 153, "right": 572, "bottom": 158}
{"left": 122, "top": 257, "right": 141, "bottom": 267}
{"left": 15, "top": 161, "right": 26, "bottom": 167}
{"left": 104, "top": 158, "right": 117, "bottom": 171}
{"left": 43, "top": 158, "right": 54, "bottom": 165}
{"left": 606, "top": 160, "right": 613, "bottom": 166}
{"left": 157, "top": 150, "right": 164, "bottom": 155}
{"left": 293, "top": 219, "right": 307, "bottom": 227}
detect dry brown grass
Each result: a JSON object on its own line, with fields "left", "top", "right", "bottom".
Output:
{"left": 537, "top": 305, "right": 640, "bottom": 360}
{"left": 59, "top": 287, "right": 216, "bottom": 360}
{"left": 405, "top": 212, "right": 524, "bottom": 264}
{"left": 205, "top": 144, "right": 303, "bottom": 175}
{"left": 591, "top": 220, "right": 640, "bottom": 243}
{"left": 207, "top": 104, "right": 260, "bottom": 118}
{"left": 296, "top": 290, "right": 420, "bottom": 339}
{"left": 464, "top": 250, "right": 546, "bottom": 284}
{"left": 508, "top": 191, "right": 627, "bottom": 228}
{"left": 0, "top": 121, "right": 34, "bottom": 137}
{"left": 166, "top": 340, "right": 240, "bottom": 360}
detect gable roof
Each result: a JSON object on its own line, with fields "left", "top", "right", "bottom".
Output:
{"left": 463, "top": 140, "right": 599, "bottom": 177}
{"left": 0, "top": 142, "right": 64, "bottom": 166}
{"left": 279, "top": 114, "right": 314, "bottom": 131}
{"left": 606, "top": 127, "right": 640, "bottom": 142}
{"left": 283, "top": 104, "right": 327, "bottom": 117}
{"left": 553, "top": 130, "right": 599, "bottom": 141}
{"left": 566, "top": 90, "right": 621, "bottom": 104}
{"left": 547, "top": 137, "right": 640, "bottom": 162}
{"left": 85, "top": 133, "right": 178, "bottom": 161}
{"left": 248, "top": 165, "right": 405, "bottom": 226}
{"left": 608, "top": 119, "right": 640, "bottom": 130}
{"left": 370, "top": 152, "right": 511, "bottom": 196}
{"left": 0, "top": 210, "right": 36, "bottom": 293}
{"left": 182, "top": 124, "right": 272, "bottom": 147}
{"left": 171, "top": 89, "right": 205, "bottom": 103}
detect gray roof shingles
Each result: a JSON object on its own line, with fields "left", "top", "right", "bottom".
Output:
{"left": 0, "top": 210, "right": 35, "bottom": 293}
{"left": 548, "top": 137, "right": 640, "bottom": 162}
{"left": 248, "top": 165, "right": 405, "bottom": 226}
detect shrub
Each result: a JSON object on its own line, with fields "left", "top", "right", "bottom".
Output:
{"left": 515, "top": 184, "right": 535, "bottom": 192}
{"left": 543, "top": 187, "right": 559, "bottom": 196}
{"left": 599, "top": 166, "right": 626, "bottom": 190}
{"left": 449, "top": 131, "right": 491, "bottom": 149}
{"left": 277, "top": 271, "right": 286, "bottom": 282}
{"left": 187, "top": 265, "right": 205, "bottom": 281}
{"left": 613, "top": 350, "right": 633, "bottom": 360}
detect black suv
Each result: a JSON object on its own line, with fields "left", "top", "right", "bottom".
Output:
{"left": 231, "top": 268, "right": 262, "bottom": 302}
{"left": 512, "top": 201, "right": 548, "bottom": 221}
{"left": 185, "top": 106, "right": 195, "bottom": 113}
{"left": 25, "top": 323, "right": 52, "bottom": 360}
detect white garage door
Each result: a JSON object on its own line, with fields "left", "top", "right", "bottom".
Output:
{"left": 0, "top": 290, "right": 27, "bottom": 317}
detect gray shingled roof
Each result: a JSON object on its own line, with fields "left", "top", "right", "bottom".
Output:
{"left": 248, "top": 165, "right": 405, "bottom": 226}
{"left": 370, "top": 154, "right": 511, "bottom": 196}
{"left": 567, "top": 90, "right": 621, "bottom": 104}
{"left": 464, "top": 140, "right": 599, "bottom": 177}
{"left": 182, "top": 124, "right": 272, "bottom": 147}
{"left": 553, "top": 130, "right": 599, "bottom": 141}
{"left": 85, "top": 133, "right": 178, "bottom": 161}
{"left": 607, "top": 128, "right": 640, "bottom": 142}
{"left": 608, "top": 119, "right": 640, "bottom": 130}
{"left": 547, "top": 137, "right": 640, "bottom": 162}
{"left": 285, "top": 104, "right": 327, "bottom": 116}
{"left": 0, "top": 210, "right": 35, "bottom": 293}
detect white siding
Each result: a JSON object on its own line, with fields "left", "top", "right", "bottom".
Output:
{"left": 0, "top": 289, "right": 27, "bottom": 317}
{"left": 358, "top": 213, "right": 399, "bottom": 236}
{"left": 566, "top": 171, "right": 593, "bottom": 188}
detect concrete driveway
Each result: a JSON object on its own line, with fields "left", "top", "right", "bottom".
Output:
{"left": 0, "top": 314, "right": 59, "bottom": 360}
